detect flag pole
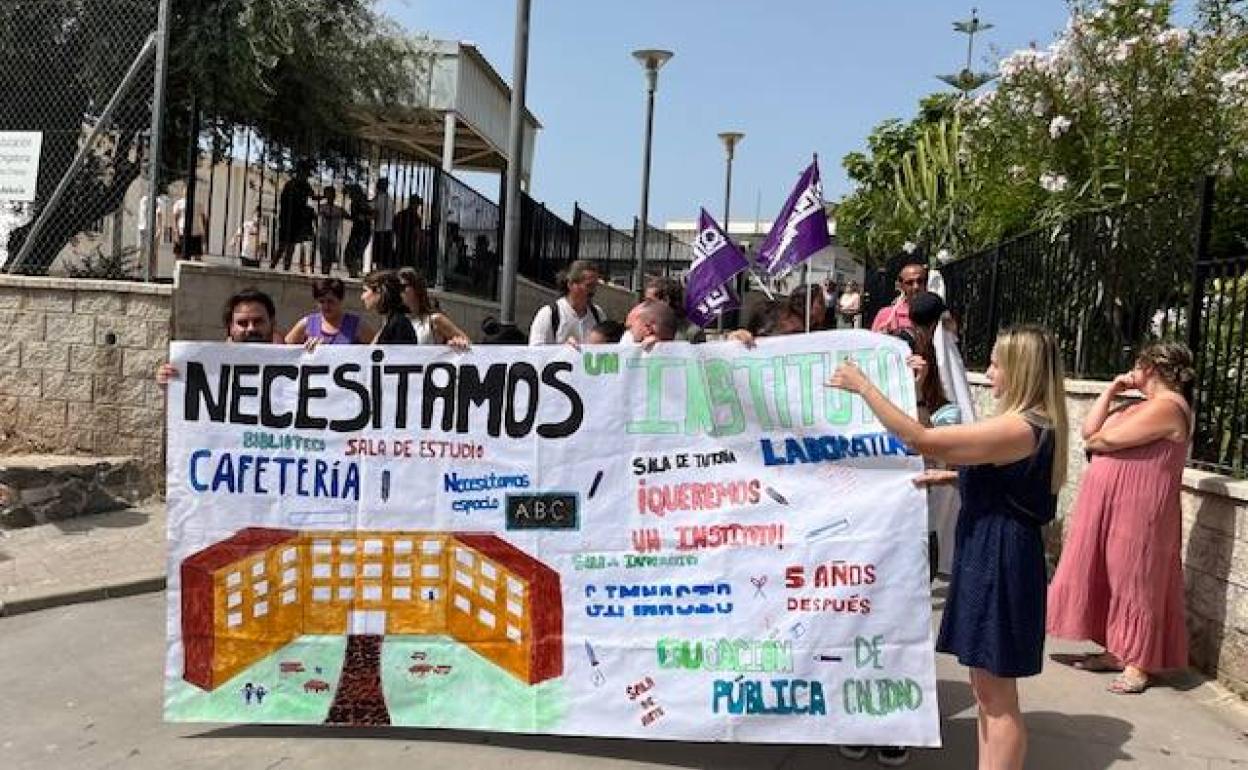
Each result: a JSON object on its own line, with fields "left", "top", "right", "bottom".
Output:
{"left": 804, "top": 262, "right": 812, "bottom": 332}
{"left": 804, "top": 153, "right": 818, "bottom": 333}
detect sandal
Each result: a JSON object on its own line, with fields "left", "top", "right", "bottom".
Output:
{"left": 1072, "top": 652, "right": 1122, "bottom": 672}
{"left": 1108, "top": 672, "right": 1149, "bottom": 694}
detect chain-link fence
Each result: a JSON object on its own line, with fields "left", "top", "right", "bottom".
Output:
{"left": 0, "top": 0, "right": 162, "bottom": 279}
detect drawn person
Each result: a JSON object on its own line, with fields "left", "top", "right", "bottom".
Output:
{"left": 242, "top": 682, "right": 255, "bottom": 705}
{"left": 255, "top": 684, "right": 267, "bottom": 705}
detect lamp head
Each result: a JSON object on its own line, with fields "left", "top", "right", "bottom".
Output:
{"left": 632, "top": 49, "right": 673, "bottom": 91}
{"left": 718, "top": 131, "right": 745, "bottom": 158}
{"left": 632, "top": 49, "right": 674, "bottom": 71}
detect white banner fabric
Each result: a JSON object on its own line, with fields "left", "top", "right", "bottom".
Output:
{"left": 163, "top": 330, "right": 940, "bottom": 746}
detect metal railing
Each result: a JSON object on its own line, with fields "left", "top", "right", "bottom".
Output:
{"left": 636, "top": 218, "right": 692, "bottom": 279}
{"left": 439, "top": 171, "right": 499, "bottom": 299}
{"left": 940, "top": 178, "right": 1245, "bottom": 478}
{"left": 516, "top": 192, "right": 576, "bottom": 289}
{"left": 942, "top": 186, "right": 1200, "bottom": 379}
{"left": 573, "top": 205, "right": 635, "bottom": 286}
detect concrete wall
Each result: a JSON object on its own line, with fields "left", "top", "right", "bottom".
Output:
{"left": 967, "top": 374, "right": 1248, "bottom": 695}
{"left": 0, "top": 276, "right": 171, "bottom": 471}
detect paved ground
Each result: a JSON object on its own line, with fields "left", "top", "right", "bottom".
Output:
{"left": 2, "top": 509, "right": 1248, "bottom": 769}
{"left": 0, "top": 503, "right": 166, "bottom": 615}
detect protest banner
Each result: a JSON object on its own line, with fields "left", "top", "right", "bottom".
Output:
{"left": 163, "top": 331, "right": 940, "bottom": 746}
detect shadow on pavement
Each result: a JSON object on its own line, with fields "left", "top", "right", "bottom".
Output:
{"left": 188, "top": 724, "right": 804, "bottom": 768}
{"left": 936, "top": 679, "right": 1133, "bottom": 770}
{"left": 52, "top": 506, "right": 152, "bottom": 534}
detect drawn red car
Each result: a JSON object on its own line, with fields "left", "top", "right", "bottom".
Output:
{"left": 280, "top": 661, "right": 305, "bottom": 674}
{"left": 303, "top": 679, "right": 330, "bottom": 693}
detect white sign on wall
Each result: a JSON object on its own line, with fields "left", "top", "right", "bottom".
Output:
{"left": 0, "top": 132, "right": 43, "bottom": 202}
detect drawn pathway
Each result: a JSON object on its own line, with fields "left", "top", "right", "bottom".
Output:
{"left": 325, "top": 635, "right": 391, "bottom": 726}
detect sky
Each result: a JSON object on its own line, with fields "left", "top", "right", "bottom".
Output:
{"left": 379, "top": 1, "right": 1192, "bottom": 229}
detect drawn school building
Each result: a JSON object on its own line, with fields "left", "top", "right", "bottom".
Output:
{"left": 180, "top": 528, "right": 563, "bottom": 690}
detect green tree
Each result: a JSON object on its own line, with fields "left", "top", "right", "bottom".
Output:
{"left": 836, "top": 94, "right": 957, "bottom": 266}
{"left": 0, "top": 0, "right": 425, "bottom": 271}
{"left": 837, "top": 0, "right": 1248, "bottom": 264}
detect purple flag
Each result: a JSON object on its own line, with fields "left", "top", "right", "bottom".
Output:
{"left": 684, "top": 208, "right": 750, "bottom": 327}
{"left": 758, "top": 159, "right": 830, "bottom": 276}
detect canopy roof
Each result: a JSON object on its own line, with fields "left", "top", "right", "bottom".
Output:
{"left": 353, "top": 40, "right": 542, "bottom": 178}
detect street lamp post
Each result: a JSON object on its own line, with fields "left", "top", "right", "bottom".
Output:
{"left": 717, "top": 131, "right": 743, "bottom": 331}
{"left": 499, "top": 0, "right": 533, "bottom": 328}
{"left": 631, "top": 48, "right": 673, "bottom": 294}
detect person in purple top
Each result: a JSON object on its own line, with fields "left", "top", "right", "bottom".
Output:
{"left": 284, "top": 277, "right": 374, "bottom": 345}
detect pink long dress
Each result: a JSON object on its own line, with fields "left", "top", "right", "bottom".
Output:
{"left": 1046, "top": 398, "right": 1190, "bottom": 671}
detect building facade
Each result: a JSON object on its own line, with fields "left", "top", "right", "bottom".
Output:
{"left": 181, "top": 527, "right": 562, "bottom": 690}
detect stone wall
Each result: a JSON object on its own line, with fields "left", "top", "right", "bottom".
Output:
{"left": 0, "top": 276, "right": 171, "bottom": 475}
{"left": 967, "top": 374, "right": 1248, "bottom": 695}
{"left": 0, "top": 265, "right": 637, "bottom": 508}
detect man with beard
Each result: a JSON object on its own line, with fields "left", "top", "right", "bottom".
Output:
{"left": 527, "top": 260, "right": 605, "bottom": 345}
{"left": 156, "top": 287, "right": 281, "bottom": 386}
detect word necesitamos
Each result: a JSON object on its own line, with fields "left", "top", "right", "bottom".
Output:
{"left": 182, "top": 352, "right": 583, "bottom": 438}
{"left": 625, "top": 348, "right": 909, "bottom": 437}
{"left": 442, "top": 472, "right": 530, "bottom": 493}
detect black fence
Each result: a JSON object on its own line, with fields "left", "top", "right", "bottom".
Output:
{"left": 636, "top": 219, "right": 693, "bottom": 278}
{"left": 940, "top": 178, "right": 1245, "bottom": 478}
{"left": 573, "top": 205, "right": 635, "bottom": 285}
{"left": 516, "top": 193, "right": 577, "bottom": 289}
{"left": 440, "top": 172, "right": 500, "bottom": 298}
{"left": 176, "top": 115, "right": 698, "bottom": 300}
{"left": 1183, "top": 179, "right": 1243, "bottom": 476}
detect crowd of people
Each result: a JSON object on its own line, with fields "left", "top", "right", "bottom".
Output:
{"left": 156, "top": 258, "right": 1195, "bottom": 770}
{"left": 189, "top": 168, "right": 434, "bottom": 279}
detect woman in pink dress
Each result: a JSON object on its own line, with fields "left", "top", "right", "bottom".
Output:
{"left": 1047, "top": 342, "right": 1195, "bottom": 694}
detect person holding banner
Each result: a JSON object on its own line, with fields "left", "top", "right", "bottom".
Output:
{"left": 528, "top": 260, "right": 605, "bottom": 345}
{"left": 396, "top": 267, "right": 471, "bottom": 349}
{"left": 623, "top": 299, "right": 678, "bottom": 349}
{"left": 155, "top": 288, "right": 283, "bottom": 386}
{"left": 285, "top": 278, "right": 374, "bottom": 346}
{"left": 829, "top": 324, "right": 1068, "bottom": 770}
{"left": 643, "top": 276, "right": 705, "bottom": 342}
{"left": 361, "top": 270, "right": 418, "bottom": 344}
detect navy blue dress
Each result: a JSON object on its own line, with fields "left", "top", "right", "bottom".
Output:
{"left": 936, "top": 417, "right": 1056, "bottom": 678}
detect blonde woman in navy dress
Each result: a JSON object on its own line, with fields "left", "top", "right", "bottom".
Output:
{"left": 829, "top": 324, "right": 1068, "bottom": 770}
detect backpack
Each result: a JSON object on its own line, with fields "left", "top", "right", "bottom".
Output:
{"left": 545, "top": 299, "right": 602, "bottom": 343}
